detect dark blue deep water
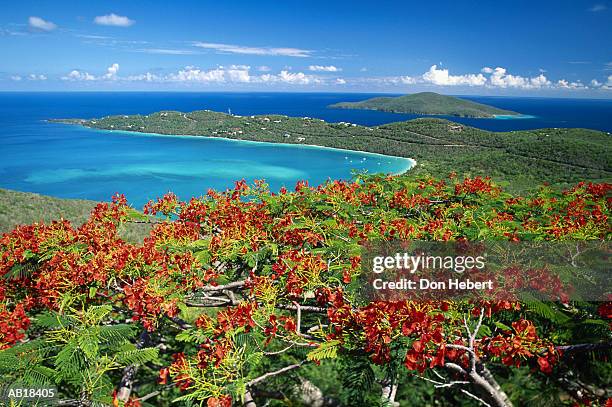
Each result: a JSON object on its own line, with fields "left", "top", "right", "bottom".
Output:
{"left": 0, "top": 92, "right": 610, "bottom": 207}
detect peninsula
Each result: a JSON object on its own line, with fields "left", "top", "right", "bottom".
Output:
{"left": 54, "top": 110, "right": 611, "bottom": 192}
{"left": 328, "top": 92, "right": 519, "bottom": 118}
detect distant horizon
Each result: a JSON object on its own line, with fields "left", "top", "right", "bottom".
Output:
{"left": 1, "top": 90, "right": 611, "bottom": 100}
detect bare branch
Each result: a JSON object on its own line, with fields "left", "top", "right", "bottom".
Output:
{"left": 556, "top": 342, "right": 612, "bottom": 353}
{"left": 247, "top": 361, "right": 307, "bottom": 387}
{"left": 446, "top": 344, "right": 474, "bottom": 355}
{"left": 264, "top": 344, "right": 295, "bottom": 356}
{"left": 293, "top": 301, "right": 302, "bottom": 334}
{"left": 444, "top": 362, "right": 467, "bottom": 376}
{"left": 275, "top": 303, "right": 327, "bottom": 313}
{"left": 461, "top": 388, "right": 492, "bottom": 407}
{"left": 199, "top": 280, "right": 247, "bottom": 292}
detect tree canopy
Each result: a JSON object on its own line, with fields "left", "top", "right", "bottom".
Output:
{"left": 0, "top": 174, "right": 610, "bottom": 406}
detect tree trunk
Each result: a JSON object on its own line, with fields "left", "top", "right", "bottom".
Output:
{"left": 117, "top": 330, "right": 150, "bottom": 402}
{"left": 381, "top": 375, "right": 400, "bottom": 407}
{"left": 244, "top": 390, "right": 256, "bottom": 407}
{"left": 468, "top": 369, "right": 513, "bottom": 407}
{"left": 479, "top": 365, "right": 513, "bottom": 407}
{"left": 297, "top": 378, "right": 326, "bottom": 407}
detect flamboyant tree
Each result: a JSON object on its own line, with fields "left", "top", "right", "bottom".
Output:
{"left": 0, "top": 174, "right": 610, "bottom": 406}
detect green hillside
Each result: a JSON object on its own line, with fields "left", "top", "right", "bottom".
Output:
{"left": 0, "top": 189, "right": 150, "bottom": 242}
{"left": 0, "top": 188, "right": 94, "bottom": 232}
{"left": 55, "top": 110, "right": 611, "bottom": 192}
{"left": 328, "top": 92, "right": 519, "bottom": 117}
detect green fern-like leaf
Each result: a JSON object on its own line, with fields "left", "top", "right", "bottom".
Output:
{"left": 115, "top": 347, "right": 159, "bottom": 366}
{"left": 22, "top": 365, "right": 56, "bottom": 386}
{"left": 4, "top": 261, "right": 38, "bottom": 281}
{"left": 307, "top": 340, "right": 340, "bottom": 362}
{"left": 77, "top": 330, "right": 100, "bottom": 360}
{"left": 341, "top": 359, "right": 376, "bottom": 396}
{"left": 524, "top": 300, "right": 570, "bottom": 324}
{"left": 98, "top": 324, "right": 136, "bottom": 347}
{"left": 84, "top": 304, "right": 113, "bottom": 325}
{"left": 54, "top": 341, "right": 86, "bottom": 380}
{"left": 32, "top": 311, "right": 71, "bottom": 329}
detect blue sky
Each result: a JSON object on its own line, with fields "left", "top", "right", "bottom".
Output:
{"left": 1, "top": 0, "right": 611, "bottom": 96}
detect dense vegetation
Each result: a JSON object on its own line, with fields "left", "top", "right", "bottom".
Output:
{"left": 0, "top": 189, "right": 94, "bottom": 233}
{"left": 0, "top": 173, "right": 610, "bottom": 406}
{"left": 1, "top": 109, "right": 608, "bottom": 406}
{"left": 0, "top": 189, "right": 151, "bottom": 243}
{"left": 328, "top": 92, "right": 518, "bottom": 118}
{"left": 57, "top": 110, "right": 611, "bottom": 192}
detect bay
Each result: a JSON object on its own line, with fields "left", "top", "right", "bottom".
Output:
{"left": 1, "top": 92, "right": 609, "bottom": 207}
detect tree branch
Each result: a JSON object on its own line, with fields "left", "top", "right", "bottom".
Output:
{"left": 247, "top": 361, "right": 307, "bottom": 387}
{"left": 556, "top": 342, "right": 612, "bottom": 354}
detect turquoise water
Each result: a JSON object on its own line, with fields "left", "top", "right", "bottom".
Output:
{"left": 0, "top": 107, "right": 412, "bottom": 207}
{"left": 493, "top": 114, "right": 537, "bottom": 120}
{"left": 2, "top": 92, "right": 610, "bottom": 208}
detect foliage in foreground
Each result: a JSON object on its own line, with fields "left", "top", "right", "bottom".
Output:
{"left": 0, "top": 174, "right": 610, "bottom": 406}
{"left": 0, "top": 188, "right": 151, "bottom": 243}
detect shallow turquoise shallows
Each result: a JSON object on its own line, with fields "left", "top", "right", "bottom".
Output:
{"left": 5, "top": 92, "right": 608, "bottom": 209}
{"left": 0, "top": 101, "right": 413, "bottom": 208}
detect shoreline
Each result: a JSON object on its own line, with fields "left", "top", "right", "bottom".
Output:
{"left": 329, "top": 105, "right": 519, "bottom": 119}
{"left": 81, "top": 125, "right": 417, "bottom": 176}
{"left": 493, "top": 114, "right": 537, "bottom": 120}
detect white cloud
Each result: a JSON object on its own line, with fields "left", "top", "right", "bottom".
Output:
{"left": 167, "top": 66, "right": 226, "bottom": 83}
{"left": 309, "top": 65, "right": 341, "bottom": 72}
{"left": 10, "top": 75, "right": 22, "bottom": 81}
{"left": 379, "top": 65, "right": 589, "bottom": 91}
{"left": 62, "top": 63, "right": 119, "bottom": 81}
{"left": 138, "top": 48, "right": 197, "bottom": 55}
{"left": 27, "top": 74, "right": 47, "bottom": 81}
{"left": 28, "top": 16, "right": 57, "bottom": 31}
{"left": 278, "top": 70, "right": 315, "bottom": 84}
{"left": 259, "top": 74, "right": 274, "bottom": 83}
{"left": 125, "top": 72, "right": 160, "bottom": 82}
{"left": 399, "top": 76, "right": 417, "bottom": 84}
{"left": 77, "top": 34, "right": 113, "bottom": 40}
{"left": 56, "top": 63, "right": 323, "bottom": 86}
{"left": 56, "top": 62, "right": 594, "bottom": 91}
{"left": 160, "top": 66, "right": 319, "bottom": 85}
{"left": 589, "top": 77, "right": 612, "bottom": 90}
{"left": 360, "top": 67, "right": 368, "bottom": 72}
{"left": 194, "top": 42, "right": 312, "bottom": 57}
{"left": 556, "top": 79, "right": 586, "bottom": 89}
{"left": 102, "top": 63, "right": 120, "bottom": 80}
{"left": 226, "top": 65, "right": 251, "bottom": 83}
{"left": 94, "top": 13, "right": 134, "bottom": 27}
{"left": 258, "top": 70, "right": 320, "bottom": 85}
{"left": 62, "top": 70, "right": 96, "bottom": 81}
{"left": 488, "top": 67, "right": 551, "bottom": 89}
{"left": 422, "top": 65, "right": 487, "bottom": 86}
{"left": 591, "top": 79, "right": 602, "bottom": 87}
{"left": 588, "top": 4, "right": 607, "bottom": 11}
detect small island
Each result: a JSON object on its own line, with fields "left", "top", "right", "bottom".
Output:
{"left": 328, "top": 92, "right": 520, "bottom": 118}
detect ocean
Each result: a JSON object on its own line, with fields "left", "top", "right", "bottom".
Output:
{"left": 0, "top": 92, "right": 610, "bottom": 207}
